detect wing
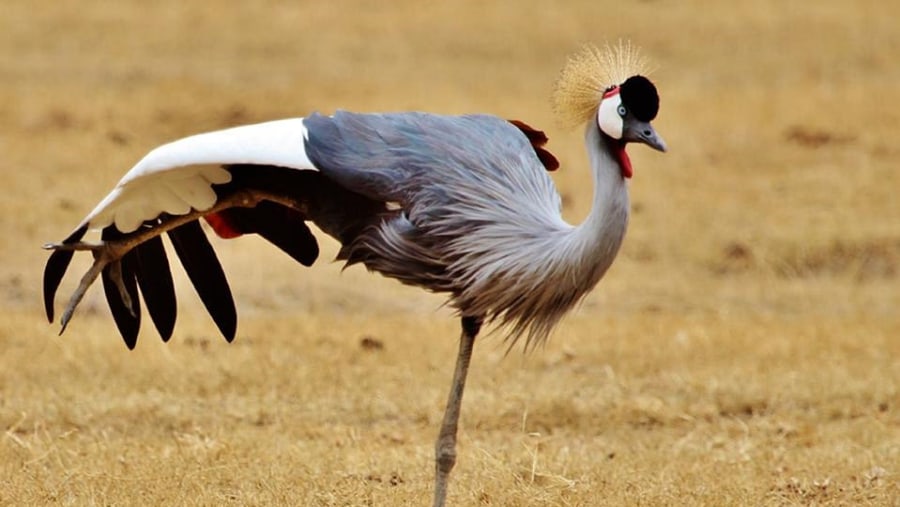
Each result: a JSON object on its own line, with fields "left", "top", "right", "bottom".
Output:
{"left": 43, "top": 112, "right": 556, "bottom": 348}
{"left": 43, "top": 118, "right": 383, "bottom": 348}
{"left": 83, "top": 118, "right": 315, "bottom": 234}
{"left": 302, "top": 111, "right": 560, "bottom": 205}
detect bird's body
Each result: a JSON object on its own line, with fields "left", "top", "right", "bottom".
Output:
{"left": 305, "top": 111, "right": 629, "bottom": 346}
{"left": 43, "top": 43, "right": 665, "bottom": 507}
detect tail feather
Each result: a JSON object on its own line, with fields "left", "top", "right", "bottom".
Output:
{"left": 133, "top": 235, "right": 177, "bottom": 342}
{"left": 167, "top": 220, "right": 237, "bottom": 342}
{"left": 42, "top": 225, "right": 88, "bottom": 323}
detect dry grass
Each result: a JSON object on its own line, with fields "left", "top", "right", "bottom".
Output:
{"left": 2, "top": 1, "right": 899, "bottom": 505}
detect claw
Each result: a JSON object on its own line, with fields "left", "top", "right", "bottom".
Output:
{"left": 44, "top": 241, "right": 105, "bottom": 252}
{"left": 107, "top": 260, "right": 137, "bottom": 318}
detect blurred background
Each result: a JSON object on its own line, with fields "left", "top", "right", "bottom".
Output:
{"left": 1, "top": 1, "right": 897, "bottom": 505}
{"left": 3, "top": 1, "right": 898, "bottom": 313}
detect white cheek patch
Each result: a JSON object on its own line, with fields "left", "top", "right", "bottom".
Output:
{"left": 597, "top": 91, "right": 624, "bottom": 140}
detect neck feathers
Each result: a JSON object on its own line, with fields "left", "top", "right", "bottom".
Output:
{"left": 488, "top": 120, "right": 630, "bottom": 349}
{"left": 568, "top": 120, "right": 630, "bottom": 287}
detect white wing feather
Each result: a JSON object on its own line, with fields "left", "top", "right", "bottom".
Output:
{"left": 82, "top": 118, "right": 317, "bottom": 233}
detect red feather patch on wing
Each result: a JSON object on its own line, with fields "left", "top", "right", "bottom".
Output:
{"left": 508, "top": 119, "right": 560, "bottom": 172}
{"left": 205, "top": 212, "right": 243, "bottom": 239}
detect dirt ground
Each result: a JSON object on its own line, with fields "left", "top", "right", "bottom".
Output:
{"left": 1, "top": 1, "right": 898, "bottom": 505}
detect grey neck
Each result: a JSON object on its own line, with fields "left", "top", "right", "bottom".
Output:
{"left": 567, "top": 120, "right": 631, "bottom": 284}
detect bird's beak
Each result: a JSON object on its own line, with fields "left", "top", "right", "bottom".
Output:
{"left": 624, "top": 119, "right": 667, "bottom": 153}
{"left": 636, "top": 122, "right": 667, "bottom": 153}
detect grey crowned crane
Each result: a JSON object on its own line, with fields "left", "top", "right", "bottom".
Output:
{"left": 43, "top": 43, "right": 666, "bottom": 507}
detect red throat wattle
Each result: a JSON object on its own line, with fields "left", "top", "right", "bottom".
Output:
{"left": 615, "top": 143, "right": 633, "bottom": 179}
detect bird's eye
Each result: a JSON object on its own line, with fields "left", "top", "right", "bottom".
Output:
{"left": 617, "top": 105, "right": 627, "bottom": 117}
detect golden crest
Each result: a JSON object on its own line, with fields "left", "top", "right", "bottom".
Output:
{"left": 552, "top": 41, "right": 652, "bottom": 129}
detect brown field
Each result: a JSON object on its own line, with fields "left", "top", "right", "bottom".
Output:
{"left": 1, "top": 1, "right": 898, "bottom": 505}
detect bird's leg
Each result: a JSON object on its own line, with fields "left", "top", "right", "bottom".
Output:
{"left": 433, "top": 315, "right": 482, "bottom": 507}
{"left": 45, "top": 188, "right": 309, "bottom": 334}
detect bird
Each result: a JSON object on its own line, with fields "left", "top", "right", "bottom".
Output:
{"left": 42, "top": 42, "right": 666, "bottom": 507}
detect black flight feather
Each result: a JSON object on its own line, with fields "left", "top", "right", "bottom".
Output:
{"left": 43, "top": 224, "right": 88, "bottom": 322}
{"left": 133, "top": 235, "right": 177, "bottom": 341}
{"left": 100, "top": 244, "right": 141, "bottom": 350}
{"left": 167, "top": 220, "right": 237, "bottom": 342}
{"left": 218, "top": 202, "right": 319, "bottom": 267}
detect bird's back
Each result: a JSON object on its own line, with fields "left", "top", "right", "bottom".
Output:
{"left": 305, "top": 111, "right": 561, "bottom": 210}
{"left": 304, "top": 112, "right": 573, "bottom": 337}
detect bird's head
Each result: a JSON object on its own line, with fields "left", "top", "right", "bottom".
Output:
{"left": 553, "top": 42, "right": 666, "bottom": 177}
{"left": 597, "top": 75, "right": 666, "bottom": 153}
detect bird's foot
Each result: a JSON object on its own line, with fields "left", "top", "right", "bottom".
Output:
{"left": 43, "top": 188, "right": 299, "bottom": 335}
{"left": 46, "top": 238, "right": 133, "bottom": 334}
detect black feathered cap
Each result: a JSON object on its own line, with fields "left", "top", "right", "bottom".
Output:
{"left": 620, "top": 75, "right": 659, "bottom": 122}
